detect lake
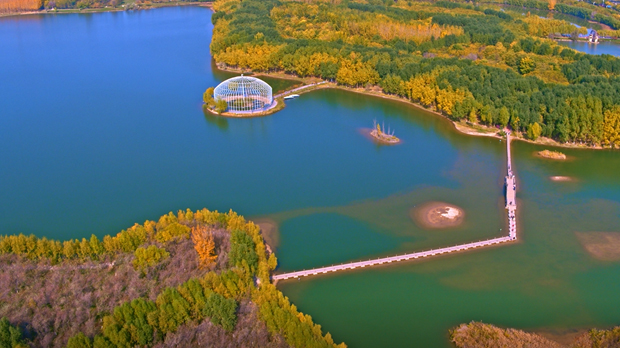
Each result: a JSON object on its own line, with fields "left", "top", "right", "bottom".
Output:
{"left": 559, "top": 40, "right": 620, "bottom": 56}
{"left": 1, "top": 7, "right": 620, "bottom": 348}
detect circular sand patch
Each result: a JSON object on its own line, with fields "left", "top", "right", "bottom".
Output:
{"left": 550, "top": 176, "right": 575, "bottom": 182}
{"left": 410, "top": 202, "right": 465, "bottom": 229}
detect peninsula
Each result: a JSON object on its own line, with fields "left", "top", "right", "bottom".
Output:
{"left": 210, "top": 0, "right": 620, "bottom": 149}
{"left": 0, "top": 209, "right": 345, "bottom": 348}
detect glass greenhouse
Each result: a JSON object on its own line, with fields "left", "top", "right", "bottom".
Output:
{"left": 213, "top": 75, "right": 273, "bottom": 113}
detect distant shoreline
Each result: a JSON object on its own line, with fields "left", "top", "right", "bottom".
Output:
{"left": 0, "top": 2, "right": 212, "bottom": 18}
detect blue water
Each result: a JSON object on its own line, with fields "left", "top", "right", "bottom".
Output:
{"left": 559, "top": 40, "right": 620, "bottom": 56}
{"left": 0, "top": 8, "right": 495, "bottom": 242}
{"left": 3, "top": 7, "right": 620, "bottom": 348}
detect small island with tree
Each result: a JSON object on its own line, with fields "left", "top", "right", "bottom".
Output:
{"left": 538, "top": 149, "right": 567, "bottom": 160}
{"left": 370, "top": 120, "right": 400, "bottom": 144}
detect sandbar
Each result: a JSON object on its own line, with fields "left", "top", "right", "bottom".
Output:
{"left": 253, "top": 218, "right": 280, "bottom": 251}
{"left": 410, "top": 202, "right": 465, "bottom": 229}
{"left": 576, "top": 232, "right": 620, "bottom": 261}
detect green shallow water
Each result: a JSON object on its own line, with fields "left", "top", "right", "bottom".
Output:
{"left": 1, "top": 7, "right": 620, "bottom": 348}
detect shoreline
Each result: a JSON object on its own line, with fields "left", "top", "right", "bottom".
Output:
{"left": 203, "top": 98, "right": 284, "bottom": 118}
{"left": 216, "top": 66, "right": 604, "bottom": 151}
{"left": 0, "top": 2, "right": 212, "bottom": 18}
{"left": 210, "top": 62, "right": 608, "bottom": 151}
{"left": 4, "top": 5, "right": 611, "bottom": 152}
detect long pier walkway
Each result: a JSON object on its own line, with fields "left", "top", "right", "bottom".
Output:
{"left": 273, "top": 133, "right": 518, "bottom": 281}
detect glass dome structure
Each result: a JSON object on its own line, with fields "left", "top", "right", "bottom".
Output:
{"left": 213, "top": 75, "right": 273, "bottom": 113}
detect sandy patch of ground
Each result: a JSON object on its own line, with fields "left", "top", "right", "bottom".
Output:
{"left": 576, "top": 232, "right": 620, "bottom": 261}
{"left": 453, "top": 122, "right": 499, "bottom": 137}
{"left": 253, "top": 218, "right": 280, "bottom": 251}
{"left": 410, "top": 202, "right": 465, "bottom": 229}
{"left": 550, "top": 176, "right": 575, "bottom": 182}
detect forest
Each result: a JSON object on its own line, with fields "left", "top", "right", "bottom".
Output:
{"left": 210, "top": 0, "right": 620, "bottom": 147}
{"left": 0, "top": 209, "right": 345, "bottom": 348}
{"left": 0, "top": 0, "right": 42, "bottom": 13}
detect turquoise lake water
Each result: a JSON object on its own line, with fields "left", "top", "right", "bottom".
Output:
{"left": 1, "top": 7, "right": 620, "bottom": 348}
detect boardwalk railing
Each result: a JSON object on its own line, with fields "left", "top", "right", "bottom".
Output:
{"left": 273, "top": 237, "right": 512, "bottom": 280}
{"left": 273, "top": 133, "right": 518, "bottom": 281}
{"left": 274, "top": 81, "right": 328, "bottom": 99}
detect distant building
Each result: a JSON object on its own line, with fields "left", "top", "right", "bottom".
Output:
{"left": 589, "top": 30, "right": 600, "bottom": 43}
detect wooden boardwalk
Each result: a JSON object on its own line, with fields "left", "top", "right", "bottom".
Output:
{"left": 506, "top": 133, "right": 517, "bottom": 240}
{"left": 273, "top": 133, "right": 518, "bottom": 281}
{"left": 274, "top": 81, "right": 327, "bottom": 99}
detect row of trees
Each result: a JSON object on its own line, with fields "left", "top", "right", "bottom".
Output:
{"left": 254, "top": 284, "right": 345, "bottom": 348}
{"left": 521, "top": 15, "right": 587, "bottom": 37}
{"left": 0, "top": 211, "right": 190, "bottom": 263}
{"left": 0, "top": 207, "right": 273, "bottom": 265}
{"left": 0, "top": 0, "right": 42, "bottom": 13}
{"left": 504, "top": 0, "right": 620, "bottom": 29}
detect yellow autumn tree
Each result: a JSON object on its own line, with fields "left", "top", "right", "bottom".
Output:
{"left": 191, "top": 226, "right": 217, "bottom": 268}
{"left": 0, "top": 0, "right": 42, "bottom": 13}
{"left": 602, "top": 106, "right": 620, "bottom": 148}
{"left": 404, "top": 74, "right": 437, "bottom": 106}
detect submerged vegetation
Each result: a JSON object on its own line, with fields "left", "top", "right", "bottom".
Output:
{"left": 0, "top": 209, "right": 345, "bottom": 348}
{"left": 210, "top": 0, "right": 620, "bottom": 148}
